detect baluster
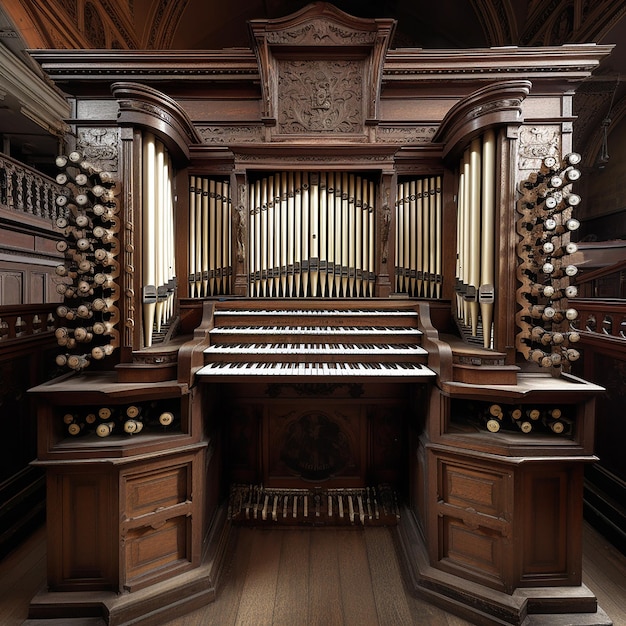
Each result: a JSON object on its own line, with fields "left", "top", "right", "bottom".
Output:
{"left": 15, "top": 169, "right": 27, "bottom": 213}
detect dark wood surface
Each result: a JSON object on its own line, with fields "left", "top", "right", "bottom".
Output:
{"left": 3, "top": 521, "right": 625, "bottom": 626}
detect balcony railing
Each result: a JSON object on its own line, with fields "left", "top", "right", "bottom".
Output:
{"left": 572, "top": 298, "right": 626, "bottom": 343}
{"left": 0, "top": 303, "right": 58, "bottom": 342}
{"left": 0, "top": 153, "right": 67, "bottom": 222}
{"left": 572, "top": 259, "right": 626, "bottom": 352}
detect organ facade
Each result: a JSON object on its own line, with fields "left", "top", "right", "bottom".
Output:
{"left": 26, "top": 4, "right": 612, "bottom": 624}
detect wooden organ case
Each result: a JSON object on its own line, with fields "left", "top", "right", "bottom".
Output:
{"left": 27, "top": 4, "right": 613, "bottom": 625}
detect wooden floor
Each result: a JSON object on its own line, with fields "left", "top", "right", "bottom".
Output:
{"left": 1, "top": 522, "right": 625, "bottom": 626}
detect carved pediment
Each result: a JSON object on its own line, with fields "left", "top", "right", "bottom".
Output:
{"left": 249, "top": 2, "right": 395, "bottom": 138}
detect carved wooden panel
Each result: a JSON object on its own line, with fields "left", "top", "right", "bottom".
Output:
{"left": 277, "top": 59, "right": 364, "bottom": 134}
{"left": 264, "top": 402, "right": 366, "bottom": 488}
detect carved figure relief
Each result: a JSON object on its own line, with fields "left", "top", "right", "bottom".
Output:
{"left": 77, "top": 127, "right": 119, "bottom": 172}
{"left": 278, "top": 60, "right": 363, "bottom": 133}
{"left": 518, "top": 125, "right": 560, "bottom": 173}
{"left": 279, "top": 410, "right": 352, "bottom": 481}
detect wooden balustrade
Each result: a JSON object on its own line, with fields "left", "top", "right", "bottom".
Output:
{"left": 0, "top": 303, "right": 57, "bottom": 342}
{"left": 0, "top": 154, "right": 67, "bottom": 222}
{"left": 571, "top": 298, "right": 626, "bottom": 345}
{"left": 571, "top": 259, "right": 626, "bottom": 353}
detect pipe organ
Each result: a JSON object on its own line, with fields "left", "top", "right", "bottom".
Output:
{"left": 27, "top": 5, "right": 613, "bottom": 626}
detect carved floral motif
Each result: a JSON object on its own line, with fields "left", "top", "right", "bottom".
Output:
{"left": 278, "top": 60, "right": 363, "bottom": 133}
{"left": 266, "top": 23, "right": 376, "bottom": 46}
{"left": 198, "top": 125, "right": 264, "bottom": 144}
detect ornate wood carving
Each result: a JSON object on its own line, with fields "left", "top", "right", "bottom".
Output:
{"left": 249, "top": 2, "right": 395, "bottom": 137}
{"left": 517, "top": 125, "right": 560, "bottom": 174}
{"left": 277, "top": 59, "right": 363, "bottom": 134}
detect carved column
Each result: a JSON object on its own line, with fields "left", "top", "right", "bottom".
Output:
{"left": 232, "top": 170, "right": 249, "bottom": 296}
{"left": 375, "top": 171, "right": 395, "bottom": 297}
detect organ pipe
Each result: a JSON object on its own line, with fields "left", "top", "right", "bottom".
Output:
{"left": 187, "top": 175, "right": 232, "bottom": 298}
{"left": 142, "top": 132, "right": 177, "bottom": 348}
{"left": 394, "top": 175, "right": 443, "bottom": 299}
{"left": 452, "top": 131, "right": 497, "bottom": 346}
{"left": 247, "top": 171, "right": 376, "bottom": 298}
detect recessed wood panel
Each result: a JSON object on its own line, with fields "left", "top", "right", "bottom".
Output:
{"left": 0, "top": 270, "right": 23, "bottom": 305}
{"left": 441, "top": 517, "right": 504, "bottom": 584}
{"left": 521, "top": 467, "right": 573, "bottom": 581}
{"left": 125, "top": 517, "right": 190, "bottom": 584}
{"left": 29, "top": 270, "right": 47, "bottom": 303}
{"left": 57, "top": 471, "right": 117, "bottom": 589}
{"left": 125, "top": 465, "right": 189, "bottom": 517}
{"left": 440, "top": 461, "right": 506, "bottom": 519}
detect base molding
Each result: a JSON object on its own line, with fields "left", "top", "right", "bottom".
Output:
{"left": 394, "top": 506, "right": 613, "bottom": 626}
{"left": 26, "top": 505, "right": 232, "bottom": 626}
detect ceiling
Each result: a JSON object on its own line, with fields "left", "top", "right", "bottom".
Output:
{"left": 1, "top": 0, "right": 626, "bottom": 172}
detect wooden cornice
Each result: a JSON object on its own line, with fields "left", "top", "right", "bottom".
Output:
{"left": 29, "top": 49, "right": 260, "bottom": 87}
{"left": 383, "top": 44, "right": 614, "bottom": 87}
{"left": 31, "top": 43, "right": 613, "bottom": 93}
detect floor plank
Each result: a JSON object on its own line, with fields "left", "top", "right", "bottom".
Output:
{"left": 307, "top": 529, "right": 344, "bottom": 626}
{"left": 272, "top": 530, "right": 310, "bottom": 626}
{"left": 336, "top": 529, "right": 379, "bottom": 625}
{"left": 233, "top": 528, "right": 282, "bottom": 625}
{"left": 0, "top": 526, "right": 46, "bottom": 626}
{"left": 583, "top": 525, "right": 626, "bottom": 626}
{"left": 365, "top": 527, "right": 414, "bottom": 625}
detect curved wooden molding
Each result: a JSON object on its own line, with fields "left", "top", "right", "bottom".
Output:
{"left": 112, "top": 81, "right": 201, "bottom": 163}
{"left": 433, "top": 80, "right": 531, "bottom": 162}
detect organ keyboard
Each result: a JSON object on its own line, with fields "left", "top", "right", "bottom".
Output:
{"left": 195, "top": 301, "right": 435, "bottom": 383}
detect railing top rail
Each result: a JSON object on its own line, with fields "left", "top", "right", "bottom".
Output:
{"left": 0, "top": 302, "right": 58, "bottom": 315}
{"left": 575, "top": 258, "right": 626, "bottom": 285}
{"left": 0, "top": 152, "right": 59, "bottom": 183}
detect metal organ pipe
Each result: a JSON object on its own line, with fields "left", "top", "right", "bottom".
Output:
{"left": 394, "top": 175, "right": 443, "bottom": 298}
{"left": 141, "top": 132, "right": 177, "bottom": 348}
{"left": 247, "top": 171, "right": 376, "bottom": 298}
{"left": 453, "top": 131, "right": 497, "bottom": 345}
{"left": 187, "top": 175, "right": 232, "bottom": 299}
{"left": 142, "top": 133, "right": 157, "bottom": 348}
